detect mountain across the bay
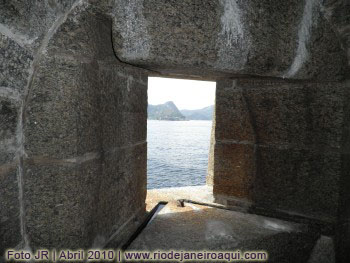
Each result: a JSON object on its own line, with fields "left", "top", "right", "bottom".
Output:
{"left": 148, "top": 101, "right": 213, "bottom": 121}
{"left": 148, "top": 101, "right": 186, "bottom": 121}
{"left": 180, "top": 105, "right": 214, "bottom": 120}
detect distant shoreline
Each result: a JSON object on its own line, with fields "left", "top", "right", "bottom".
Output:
{"left": 148, "top": 101, "right": 213, "bottom": 121}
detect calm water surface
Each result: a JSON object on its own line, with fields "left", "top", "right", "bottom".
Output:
{"left": 147, "top": 120, "right": 212, "bottom": 189}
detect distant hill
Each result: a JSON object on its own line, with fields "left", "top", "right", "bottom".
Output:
{"left": 148, "top": 101, "right": 186, "bottom": 121}
{"left": 180, "top": 105, "right": 214, "bottom": 120}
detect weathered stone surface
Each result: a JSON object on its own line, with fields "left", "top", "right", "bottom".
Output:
{"left": 1, "top": 1, "right": 148, "bottom": 254}
{"left": 0, "top": 36, "right": 24, "bottom": 256}
{"left": 322, "top": 0, "right": 350, "bottom": 78}
{"left": 335, "top": 221, "right": 350, "bottom": 263}
{"left": 112, "top": 0, "right": 347, "bottom": 81}
{"left": 0, "top": 97, "right": 19, "bottom": 166}
{"left": 213, "top": 79, "right": 348, "bottom": 221}
{"left": 130, "top": 201, "right": 318, "bottom": 263}
{"left": 0, "top": 34, "right": 32, "bottom": 92}
{"left": 254, "top": 147, "right": 341, "bottom": 218}
{"left": 213, "top": 143, "right": 255, "bottom": 200}
{"left": 308, "top": 236, "right": 335, "bottom": 263}
{"left": 0, "top": 0, "right": 77, "bottom": 49}
{"left": 99, "top": 62, "right": 147, "bottom": 150}
{"left": 216, "top": 79, "right": 346, "bottom": 148}
{"left": 0, "top": 170, "right": 21, "bottom": 255}
{"left": 25, "top": 56, "right": 101, "bottom": 159}
{"left": 22, "top": 54, "right": 148, "bottom": 248}
{"left": 23, "top": 160, "right": 101, "bottom": 249}
{"left": 336, "top": 151, "right": 350, "bottom": 263}
{"left": 0, "top": 95, "right": 21, "bottom": 255}
{"left": 96, "top": 143, "right": 147, "bottom": 239}
{"left": 215, "top": 79, "right": 255, "bottom": 142}
{"left": 0, "top": 98, "right": 18, "bottom": 141}
{"left": 46, "top": 2, "right": 113, "bottom": 60}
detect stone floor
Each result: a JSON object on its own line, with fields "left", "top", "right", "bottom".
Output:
{"left": 127, "top": 186, "right": 335, "bottom": 263}
{"left": 145, "top": 185, "right": 215, "bottom": 210}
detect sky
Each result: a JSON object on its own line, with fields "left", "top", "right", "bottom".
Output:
{"left": 148, "top": 77, "right": 216, "bottom": 110}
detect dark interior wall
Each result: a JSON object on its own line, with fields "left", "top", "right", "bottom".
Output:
{"left": 0, "top": 1, "right": 147, "bottom": 253}
{"left": 322, "top": 1, "right": 350, "bottom": 261}
{"left": 212, "top": 78, "right": 349, "bottom": 222}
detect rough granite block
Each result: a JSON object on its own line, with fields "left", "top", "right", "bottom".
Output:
{"left": 0, "top": 34, "right": 32, "bottom": 92}
{"left": 253, "top": 147, "right": 341, "bottom": 219}
{"left": 213, "top": 79, "right": 347, "bottom": 221}
{"left": 213, "top": 142, "right": 255, "bottom": 199}
{"left": 0, "top": 97, "right": 19, "bottom": 166}
{"left": 96, "top": 143, "right": 147, "bottom": 239}
{"left": 23, "top": 159, "right": 101, "bottom": 250}
{"left": 0, "top": 170, "right": 21, "bottom": 255}
{"left": 112, "top": 0, "right": 347, "bottom": 80}
{"left": 24, "top": 56, "right": 101, "bottom": 159}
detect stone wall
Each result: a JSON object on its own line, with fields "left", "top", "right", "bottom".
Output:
{"left": 322, "top": 1, "right": 350, "bottom": 261}
{"left": 212, "top": 78, "right": 349, "bottom": 221}
{"left": 206, "top": 104, "right": 215, "bottom": 186}
{"left": 0, "top": 1, "right": 147, "bottom": 254}
{"left": 1, "top": 0, "right": 349, "bottom": 261}
{"left": 112, "top": 0, "right": 347, "bottom": 81}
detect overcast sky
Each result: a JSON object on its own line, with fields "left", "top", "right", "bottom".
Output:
{"left": 148, "top": 77, "right": 216, "bottom": 110}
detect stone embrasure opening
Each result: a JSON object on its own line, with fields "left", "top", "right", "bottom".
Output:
{"left": 147, "top": 76, "right": 216, "bottom": 190}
